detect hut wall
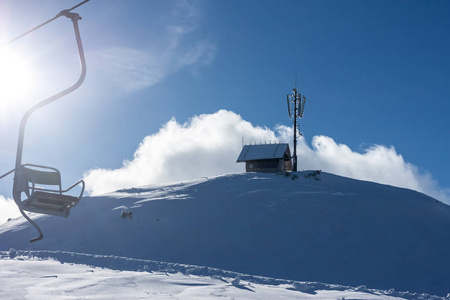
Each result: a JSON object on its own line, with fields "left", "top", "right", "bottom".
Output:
{"left": 283, "top": 157, "right": 293, "bottom": 172}
{"left": 246, "top": 159, "right": 281, "bottom": 173}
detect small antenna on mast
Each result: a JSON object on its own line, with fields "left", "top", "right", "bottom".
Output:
{"left": 286, "top": 95, "right": 292, "bottom": 118}
{"left": 286, "top": 75, "right": 307, "bottom": 172}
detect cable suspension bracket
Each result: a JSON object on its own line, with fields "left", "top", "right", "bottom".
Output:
{"left": 1, "top": 0, "right": 90, "bottom": 47}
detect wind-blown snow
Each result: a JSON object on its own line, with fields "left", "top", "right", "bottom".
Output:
{"left": 1, "top": 171, "right": 449, "bottom": 298}
{"left": 81, "top": 110, "right": 449, "bottom": 204}
{"left": 0, "top": 195, "right": 19, "bottom": 224}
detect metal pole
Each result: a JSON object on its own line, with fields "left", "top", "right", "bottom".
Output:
{"left": 293, "top": 88, "right": 298, "bottom": 172}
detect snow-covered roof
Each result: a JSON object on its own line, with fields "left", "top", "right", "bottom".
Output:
{"left": 236, "top": 143, "right": 290, "bottom": 162}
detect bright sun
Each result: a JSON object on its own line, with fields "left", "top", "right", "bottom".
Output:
{"left": 0, "top": 48, "right": 35, "bottom": 110}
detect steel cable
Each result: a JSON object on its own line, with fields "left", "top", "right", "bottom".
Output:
{"left": 1, "top": 0, "right": 90, "bottom": 47}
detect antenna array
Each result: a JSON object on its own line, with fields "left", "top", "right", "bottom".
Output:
{"left": 286, "top": 77, "right": 306, "bottom": 172}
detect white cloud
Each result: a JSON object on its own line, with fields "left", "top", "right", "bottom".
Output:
{"left": 295, "top": 135, "right": 449, "bottom": 203}
{"left": 90, "top": 1, "right": 216, "bottom": 93}
{"left": 83, "top": 110, "right": 278, "bottom": 195}
{"left": 83, "top": 110, "right": 449, "bottom": 204}
{"left": 90, "top": 47, "right": 167, "bottom": 92}
{"left": 0, "top": 196, "right": 21, "bottom": 225}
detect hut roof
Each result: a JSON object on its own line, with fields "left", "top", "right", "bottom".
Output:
{"left": 236, "top": 143, "right": 290, "bottom": 162}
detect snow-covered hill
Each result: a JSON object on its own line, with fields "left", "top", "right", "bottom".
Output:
{"left": 1, "top": 171, "right": 450, "bottom": 298}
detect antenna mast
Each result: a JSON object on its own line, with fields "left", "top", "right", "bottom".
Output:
{"left": 286, "top": 76, "right": 306, "bottom": 172}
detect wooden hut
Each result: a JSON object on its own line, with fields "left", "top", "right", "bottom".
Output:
{"left": 236, "top": 143, "right": 293, "bottom": 173}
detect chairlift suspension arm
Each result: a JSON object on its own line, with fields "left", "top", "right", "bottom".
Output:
{"left": 14, "top": 11, "right": 86, "bottom": 170}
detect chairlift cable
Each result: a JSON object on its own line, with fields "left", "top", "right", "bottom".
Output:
{"left": 1, "top": 0, "right": 90, "bottom": 47}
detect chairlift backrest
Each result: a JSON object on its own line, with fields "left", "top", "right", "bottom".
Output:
{"left": 23, "top": 165, "right": 62, "bottom": 190}
{"left": 15, "top": 163, "right": 84, "bottom": 202}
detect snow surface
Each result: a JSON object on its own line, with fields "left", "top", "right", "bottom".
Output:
{"left": 1, "top": 171, "right": 450, "bottom": 299}
{"left": 0, "top": 250, "right": 436, "bottom": 300}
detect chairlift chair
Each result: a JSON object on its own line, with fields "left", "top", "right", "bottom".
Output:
{"left": 0, "top": 9, "right": 87, "bottom": 242}
{"left": 14, "top": 164, "right": 85, "bottom": 218}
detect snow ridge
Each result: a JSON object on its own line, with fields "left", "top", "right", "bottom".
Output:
{"left": 1, "top": 250, "right": 447, "bottom": 300}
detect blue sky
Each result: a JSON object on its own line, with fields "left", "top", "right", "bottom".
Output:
{"left": 0, "top": 0, "right": 449, "bottom": 216}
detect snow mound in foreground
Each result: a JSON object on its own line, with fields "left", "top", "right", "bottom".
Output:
{"left": 1, "top": 172, "right": 450, "bottom": 296}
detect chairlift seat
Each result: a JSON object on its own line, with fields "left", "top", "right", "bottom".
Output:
{"left": 15, "top": 164, "right": 85, "bottom": 218}
{"left": 23, "top": 191, "right": 79, "bottom": 217}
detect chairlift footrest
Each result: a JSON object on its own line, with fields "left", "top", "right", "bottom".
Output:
{"left": 33, "top": 191, "right": 78, "bottom": 205}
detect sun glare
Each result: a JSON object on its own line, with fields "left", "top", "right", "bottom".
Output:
{"left": 0, "top": 48, "right": 36, "bottom": 111}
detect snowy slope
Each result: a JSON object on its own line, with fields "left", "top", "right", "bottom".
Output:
{"left": 1, "top": 171, "right": 450, "bottom": 297}
{"left": 1, "top": 250, "right": 441, "bottom": 300}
